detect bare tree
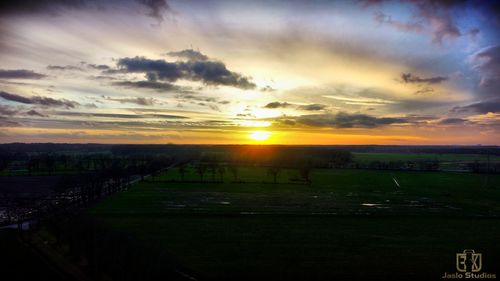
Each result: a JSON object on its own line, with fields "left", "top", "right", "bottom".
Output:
{"left": 229, "top": 166, "right": 239, "bottom": 182}
{"left": 267, "top": 166, "right": 281, "bottom": 184}
{"left": 209, "top": 163, "right": 218, "bottom": 182}
{"left": 179, "top": 165, "right": 186, "bottom": 181}
{"left": 218, "top": 166, "right": 225, "bottom": 182}
{"left": 196, "top": 164, "right": 206, "bottom": 182}
{"left": 298, "top": 158, "right": 313, "bottom": 184}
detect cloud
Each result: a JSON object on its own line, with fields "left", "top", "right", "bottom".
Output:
{"left": 115, "top": 51, "right": 256, "bottom": 89}
{"left": 26, "top": 109, "right": 47, "bottom": 117}
{"left": 298, "top": 104, "right": 327, "bottom": 111}
{"left": 437, "top": 118, "right": 467, "bottom": 125}
{"left": 105, "top": 96, "right": 156, "bottom": 106}
{"left": 182, "top": 60, "right": 256, "bottom": 89}
{"left": 55, "top": 111, "right": 188, "bottom": 119}
{"left": 135, "top": 0, "right": 171, "bottom": 22}
{"left": 0, "top": 105, "right": 17, "bottom": 116}
{"left": 47, "top": 65, "right": 83, "bottom": 71}
{"left": 0, "top": 69, "right": 46, "bottom": 79}
{"left": 451, "top": 99, "right": 500, "bottom": 114}
{"left": 0, "top": 91, "right": 78, "bottom": 108}
{"left": 414, "top": 86, "right": 435, "bottom": 95}
{"left": 166, "top": 49, "right": 208, "bottom": 61}
{"left": 115, "top": 57, "right": 181, "bottom": 80}
{"left": 260, "top": 85, "right": 276, "bottom": 92}
{"left": 374, "top": 11, "right": 423, "bottom": 33}
{"left": 471, "top": 44, "right": 500, "bottom": 90}
{"left": 0, "top": 0, "right": 172, "bottom": 22}
{"left": 175, "top": 94, "right": 231, "bottom": 107}
{"left": 0, "top": 117, "right": 20, "bottom": 127}
{"left": 264, "top": 102, "right": 291, "bottom": 109}
{"left": 370, "top": 0, "right": 465, "bottom": 44}
{"left": 400, "top": 73, "right": 448, "bottom": 84}
{"left": 0, "top": 0, "right": 87, "bottom": 15}
{"left": 275, "top": 112, "right": 407, "bottom": 128}
{"left": 86, "top": 63, "right": 111, "bottom": 70}
{"left": 112, "top": 80, "right": 179, "bottom": 91}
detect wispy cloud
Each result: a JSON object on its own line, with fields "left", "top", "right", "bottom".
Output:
{"left": 0, "top": 91, "right": 78, "bottom": 108}
{"left": 0, "top": 69, "right": 46, "bottom": 79}
{"left": 400, "top": 73, "right": 448, "bottom": 84}
{"left": 264, "top": 102, "right": 291, "bottom": 109}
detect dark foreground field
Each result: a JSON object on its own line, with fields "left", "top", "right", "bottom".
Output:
{"left": 0, "top": 230, "right": 65, "bottom": 281}
{"left": 90, "top": 168, "right": 500, "bottom": 280}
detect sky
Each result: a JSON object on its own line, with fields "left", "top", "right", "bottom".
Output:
{"left": 0, "top": 0, "right": 499, "bottom": 145}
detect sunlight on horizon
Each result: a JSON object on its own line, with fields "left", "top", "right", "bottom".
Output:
{"left": 248, "top": 131, "right": 272, "bottom": 141}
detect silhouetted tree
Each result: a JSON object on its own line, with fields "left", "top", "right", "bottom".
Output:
{"left": 229, "top": 165, "right": 239, "bottom": 182}
{"left": 195, "top": 164, "right": 206, "bottom": 182}
{"left": 179, "top": 165, "right": 186, "bottom": 181}
{"left": 208, "top": 163, "right": 218, "bottom": 182}
{"left": 0, "top": 153, "right": 12, "bottom": 173}
{"left": 218, "top": 165, "right": 225, "bottom": 182}
{"left": 267, "top": 166, "right": 281, "bottom": 184}
{"left": 298, "top": 158, "right": 313, "bottom": 183}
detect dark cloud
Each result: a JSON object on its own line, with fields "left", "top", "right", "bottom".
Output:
{"left": 0, "top": 105, "right": 17, "bottom": 116}
{"left": 167, "top": 49, "right": 208, "bottom": 61}
{"left": 0, "top": 0, "right": 87, "bottom": 15}
{"left": 264, "top": 102, "right": 291, "bottom": 109}
{"left": 0, "top": 91, "right": 37, "bottom": 104}
{"left": 176, "top": 94, "right": 230, "bottom": 107}
{"left": 369, "top": 0, "right": 470, "bottom": 44}
{"left": 0, "top": 0, "right": 171, "bottom": 21}
{"left": 451, "top": 99, "right": 500, "bottom": 114}
{"left": 401, "top": 73, "right": 448, "bottom": 84}
{"left": 280, "top": 119, "right": 296, "bottom": 126}
{"left": 298, "top": 104, "right": 327, "bottom": 111}
{"left": 260, "top": 85, "right": 276, "bottom": 92}
{"left": 115, "top": 51, "right": 256, "bottom": 89}
{"left": 55, "top": 111, "right": 188, "bottom": 119}
{"left": 47, "top": 65, "right": 83, "bottom": 71}
{"left": 0, "top": 69, "right": 46, "bottom": 79}
{"left": 414, "top": 86, "right": 435, "bottom": 95}
{"left": 274, "top": 112, "right": 407, "bottom": 129}
{"left": 112, "top": 80, "right": 179, "bottom": 91}
{"left": 86, "top": 64, "right": 111, "bottom": 70}
{"left": 106, "top": 97, "right": 156, "bottom": 106}
{"left": 183, "top": 60, "right": 255, "bottom": 89}
{"left": 0, "top": 116, "right": 20, "bottom": 127}
{"left": 471, "top": 45, "right": 500, "bottom": 91}
{"left": 437, "top": 118, "right": 467, "bottom": 125}
{"left": 0, "top": 91, "right": 78, "bottom": 108}
{"left": 115, "top": 57, "right": 182, "bottom": 80}
{"left": 26, "top": 109, "right": 47, "bottom": 117}
{"left": 135, "top": 0, "right": 170, "bottom": 22}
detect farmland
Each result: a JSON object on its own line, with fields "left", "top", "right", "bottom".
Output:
{"left": 91, "top": 167, "right": 500, "bottom": 280}
{"left": 1, "top": 144, "right": 499, "bottom": 280}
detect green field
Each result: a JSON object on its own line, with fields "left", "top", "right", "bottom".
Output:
{"left": 91, "top": 168, "right": 500, "bottom": 280}
{"left": 353, "top": 152, "right": 500, "bottom": 162}
{"left": 0, "top": 230, "right": 65, "bottom": 281}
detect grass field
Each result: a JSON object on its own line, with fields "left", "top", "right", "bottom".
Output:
{"left": 91, "top": 167, "right": 500, "bottom": 280}
{"left": 0, "top": 230, "right": 64, "bottom": 281}
{"left": 352, "top": 152, "right": 500, "bottom": 163}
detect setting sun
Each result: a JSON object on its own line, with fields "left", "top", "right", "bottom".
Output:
{"left": 248, "top": 131, "right": 271, "bottom": 141}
